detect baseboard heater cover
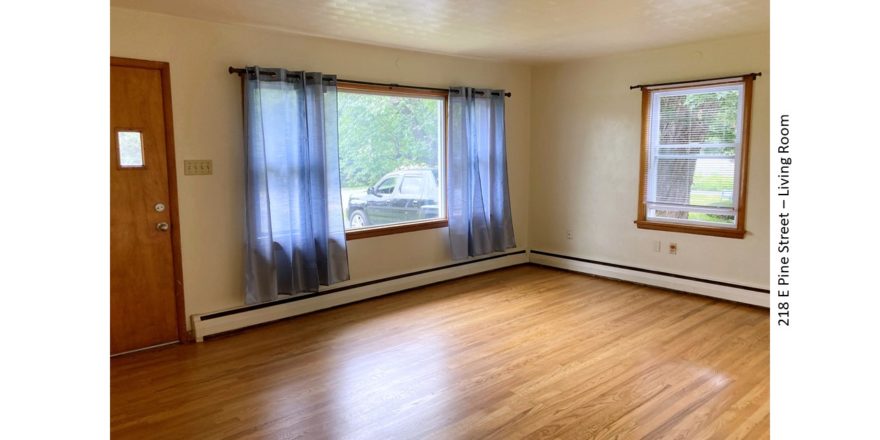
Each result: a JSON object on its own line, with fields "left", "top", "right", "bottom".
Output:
{"left": 529, "top": 250, "right": 769, "bottom": 308}
{"left": 191, "top": 250, "right": 528, "bottom": 341}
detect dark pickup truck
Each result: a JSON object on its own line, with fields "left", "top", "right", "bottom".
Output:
{"left": 347, "top": 168, "right": 440, "bottom": 228}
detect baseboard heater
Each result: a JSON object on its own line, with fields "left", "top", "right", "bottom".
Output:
{"left": 529, "top": 250, "right": 770, "bottom": 307}
{"left": 191, "top": 250, "right": 529, "bottom": 341}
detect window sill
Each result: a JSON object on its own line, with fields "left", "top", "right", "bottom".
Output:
{"left": 346, "top": 219, "right": 448, "bottom": 240}
{"left": 634, "top": 220, "right": 745, "bottom": 239}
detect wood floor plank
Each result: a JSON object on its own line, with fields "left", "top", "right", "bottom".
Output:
{"left": 111, "top": 265, "right": 769, "bottom": 439}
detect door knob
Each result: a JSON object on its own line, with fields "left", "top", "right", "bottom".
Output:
{"left": 156, "top": 222, "right": 170, "bottom": 232}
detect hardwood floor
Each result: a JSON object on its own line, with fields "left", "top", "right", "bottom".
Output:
{"left": 111, "top": 265, "right": 769, "bottom": 439}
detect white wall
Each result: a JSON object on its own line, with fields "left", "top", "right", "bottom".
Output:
{"left": 529, "top": 33, "right": 770, "bottom": 289}
{"left": 110, "top": 8, "right": 532, "bottom": 326}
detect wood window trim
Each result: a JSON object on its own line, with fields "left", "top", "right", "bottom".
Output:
{"left": 345, "top": 219, "right": 449, "bottom": 240}
{"left": 336, "top": 81, "right": 450, "bottom": 241}
{"left": 635, "top": 75, "right": 753, "bottom": 239}
{"left": 337, "top": 81, "right": 449, "bottom": 99}
{"left": 633, "top": 220, "right": 746, "bottom": 239}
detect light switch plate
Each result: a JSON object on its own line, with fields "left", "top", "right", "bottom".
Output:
{"left": 184, "top": 160, "right": 213, "bottom": 176}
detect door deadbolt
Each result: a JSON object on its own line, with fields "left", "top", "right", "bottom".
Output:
{"left": 154, "top": 202, "right": 166, "bottom": 212}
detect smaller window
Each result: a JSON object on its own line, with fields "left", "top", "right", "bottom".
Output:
{"left": 636, "top": 76, "right": 754, "bottom": 238}
{"left": 375, "top": 177, "right": 398, "bottom": 195}
{"left": 117, "top": 130, "right": 145, "bottom": 168}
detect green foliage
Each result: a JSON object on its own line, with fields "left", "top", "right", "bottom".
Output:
{"left": 691, "top": 173, "right": 734, "bottom": 192}
{"left": 338, "top": 92, "right": 441, "bottom": 188}
{"left": 689, "top": 193, "right": 733, "bottom": 208}
{"left": 688, "top": 193, "right": 734, "bottom": 224}
{"left": 659, "top": 90, "right": 739, "bottom": 148}
{"left": 688, "top": 212, "right": 735, "bottom": 224}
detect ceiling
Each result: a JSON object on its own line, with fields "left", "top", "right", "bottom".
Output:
{"left": 111, "top": 0, "right": 769, "bottom": 63}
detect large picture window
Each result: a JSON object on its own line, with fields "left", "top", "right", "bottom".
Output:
{"left": 636, "top": 76, "right": 754, "bottom": 238}
{"left": 337, "top": 83, "right": 447, "bottom": 239}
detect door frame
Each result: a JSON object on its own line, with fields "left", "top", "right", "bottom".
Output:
{"left": 111, "top": 56, "right": 189, "bottom": 344}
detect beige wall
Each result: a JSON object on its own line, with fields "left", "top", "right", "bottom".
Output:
{"left": 111, "top": 7, "right": 769, "bottom": 324}
{"left": 529, "top": 33, "right": 770, "bottom": 288}
{"left": 110, "top": 8, "right": 532, "bottom": 325}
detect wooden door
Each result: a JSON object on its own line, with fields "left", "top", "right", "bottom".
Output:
{"left": 110, "top": 57, "right": 185, "bottom": 355}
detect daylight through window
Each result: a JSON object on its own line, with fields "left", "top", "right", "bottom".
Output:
{"left": 337, "top": 85, "right": 446, "bottom": 236}
{"left": 637, "top": 76, "right": 753, "bottom": 238}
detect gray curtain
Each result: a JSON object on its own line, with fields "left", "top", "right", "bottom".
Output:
{"left": 242, "top": 67, "right": 349, "bottom": 304}
{"left": 448, "top": 87, "right": 516, "bottom": 260}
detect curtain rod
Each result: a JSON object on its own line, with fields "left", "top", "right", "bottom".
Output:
{"left": 629, "top": 72, "right": 762, "bottom": 90}
{"left": 228, "top": 67, "right": 512, "bottom": 97}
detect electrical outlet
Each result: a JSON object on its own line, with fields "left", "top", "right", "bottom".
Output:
{"left": 653, "top": 240, "right": 661, "bottom": 252}
{"left": 669, "top": 243, "right": 677, "bottom": 255}
{"left": 566, "top": 230, "right": 573, "bottom": 240}
{"left": 184, "top": 159, "right": 213, "bottom": 176}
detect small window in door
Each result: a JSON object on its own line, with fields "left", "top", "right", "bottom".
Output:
{"left": 375, "top": 177, "right": 398, "bottom": 195}
{"left": 117, "top": 130, "right": 145, "bottom": 168}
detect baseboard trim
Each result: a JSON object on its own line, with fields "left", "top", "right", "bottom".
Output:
{"left": 191, "top": 250, "right": 528, "bottom": 341}
{"left": 528, "top": 250, "right": 769, "bottom": 308}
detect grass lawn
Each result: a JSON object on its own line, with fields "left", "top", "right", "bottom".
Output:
{"left": 688, "top": 192, "right": 734, "bottom": 224}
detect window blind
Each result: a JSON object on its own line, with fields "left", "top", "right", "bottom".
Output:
{"left": 643, "top": 82, "right": 745, "bottom": 227}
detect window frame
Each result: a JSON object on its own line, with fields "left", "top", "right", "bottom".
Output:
{"left": 635, "top": 76, "right": 754, "bottom": 239}
{"left": 337, "top": 82, "right": 449, "bottom": 241}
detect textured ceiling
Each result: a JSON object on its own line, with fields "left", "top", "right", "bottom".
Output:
{"left": 111, "top": 0, "right": 769, "bottom": 62}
